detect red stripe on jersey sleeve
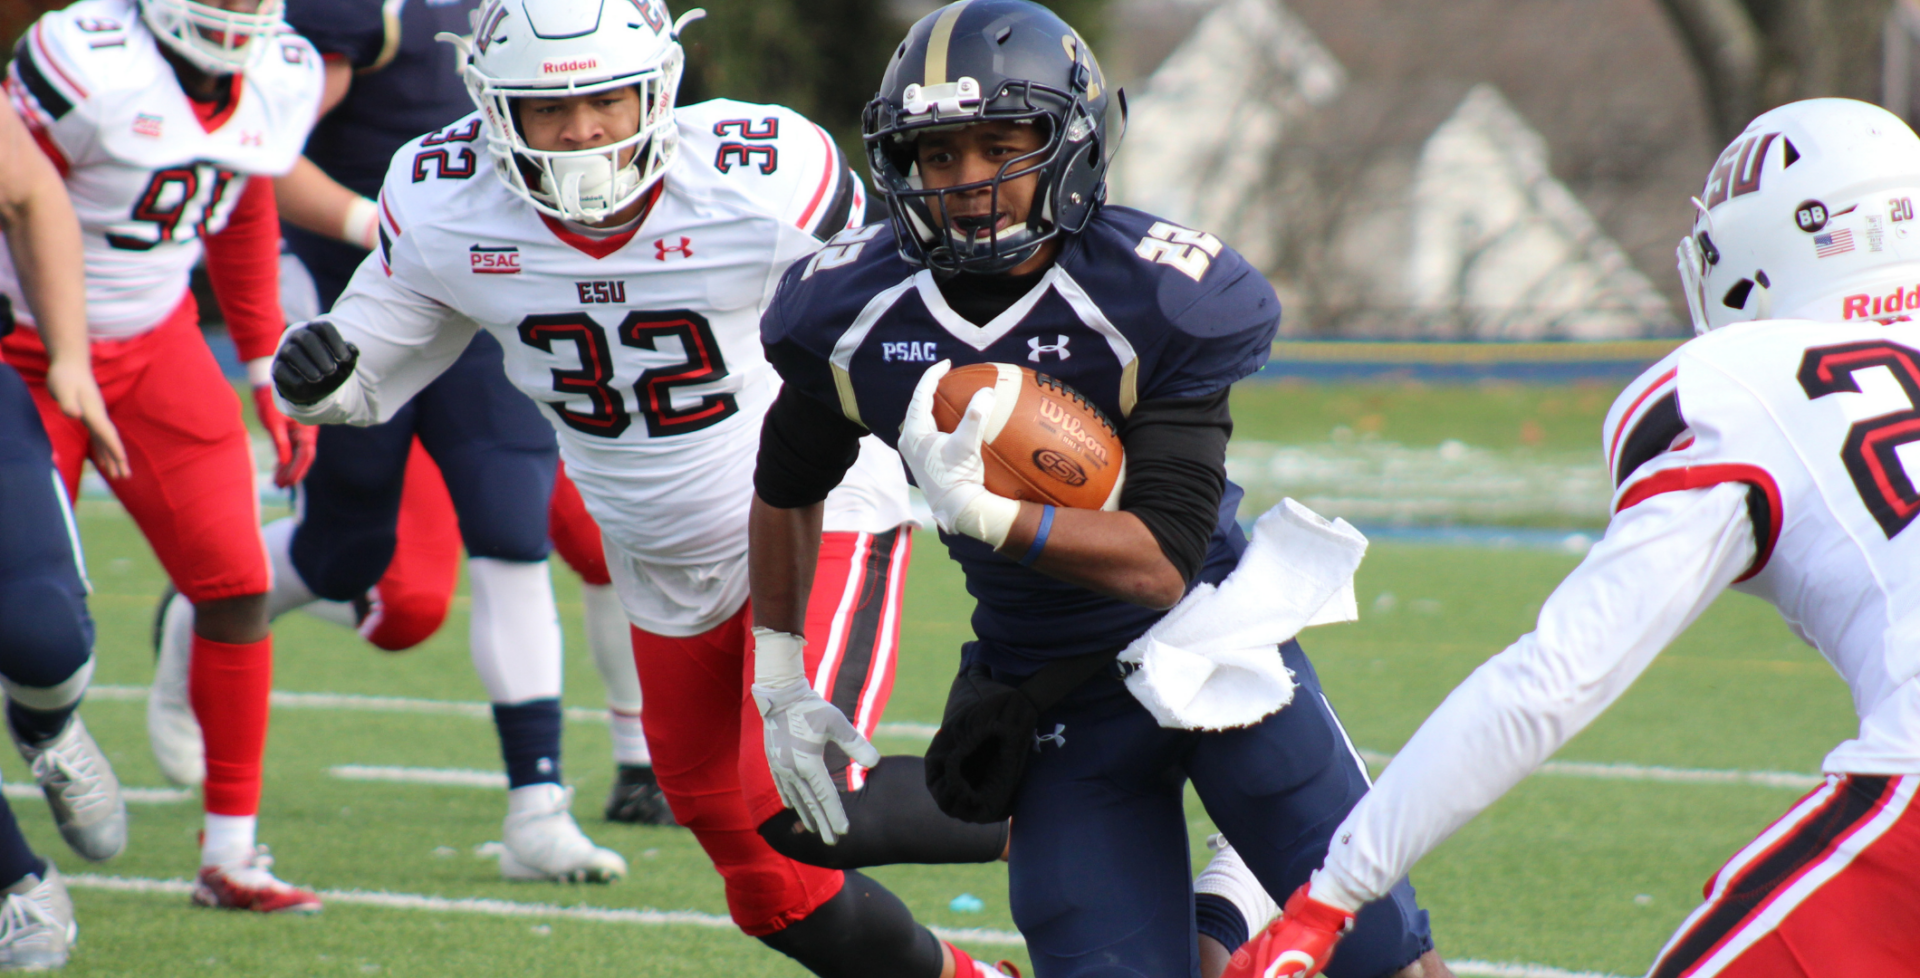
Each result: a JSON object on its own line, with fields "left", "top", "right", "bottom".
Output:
{"left": 16, "top": 105, "right": 70, "bottom": 177}
{"left": 1609, "top": 366, "right": 1678, "bottom": 472}
{"left": 202, "top": 176, "right": 286, "bottom": 364}
{"left": 1616, "top": 463, "right": 1782, "bottom": 581}
{"left": 31, "top": 24, "right": 88, "bottom": 101}
{"left": 795, "top": 124, "right": 837, "bottom": 231}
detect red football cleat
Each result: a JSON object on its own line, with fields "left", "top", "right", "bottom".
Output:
{"left": 1222, "top": 884, "right": 1355, "bottom": 978}
{"left": 192, "top": 847, "right": 322, "bottom": 914}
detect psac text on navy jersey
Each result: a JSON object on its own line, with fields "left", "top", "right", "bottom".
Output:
{"left": 882, "top": 341, "right": 939, "bottom": 363}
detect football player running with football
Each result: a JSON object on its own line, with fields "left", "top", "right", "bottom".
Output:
{"left": 1227, "top": 98, "right": 1920, "bottom": 978}
{"left": 0, "top": 92, "right": 131, "bottom": 970}
{"left": 3, "top": 0, "right": 326, "bottom": 912}
{"left": 749, "top": 3, "right": 1452, "bottom": 977}
{"left": 270, "top": 0, "right": 1024, "bottom": 973}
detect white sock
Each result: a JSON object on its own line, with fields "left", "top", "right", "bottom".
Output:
{"left": 1195, "top": 835, "right": 1280, "bottom": 932}
{"left": 202, "top": 813, "right": 258, "bottom": 867}
{"left": 581, "top": 584, "right": 648, "bottom": 766}
{"left": 262, "top": 518, "right": 318, "bottom": 620}
{"left": 467, "top": 558, "right": 563, "bottom": 703}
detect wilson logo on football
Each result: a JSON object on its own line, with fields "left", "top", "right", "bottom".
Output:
{"left": 1036, "top": 397, "right": 1112, "bottom": 468}
{"left": 470, "top": 246, "right": 521, "bottom": 274}
{"left": 541, "top": 58, "right": 599, "bottom": 74}
{"left": 1032, "top": 449, "right": 1088, "bottom": 487}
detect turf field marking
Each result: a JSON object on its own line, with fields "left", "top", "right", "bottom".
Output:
{"left": 86, "top": 686, "right": 1821, "bottom": 790}
{"left": 329, "top": 765, "right": 508, "bottom": 788}
{"left": 0, "top": 784, "right": 188, "bottom": 805}
{"left": 61, "top": 872, "right": 1027, "bottom": 946}
{"left": 88, "top": 685, "right": 940, "bottom": 738}
{"left": 1356, "top": 750, "right": 1821, "bottom": 791}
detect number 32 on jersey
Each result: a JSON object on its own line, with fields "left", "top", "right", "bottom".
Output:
{"left": 517, "top": 309, "right": 738, "bottom": 439}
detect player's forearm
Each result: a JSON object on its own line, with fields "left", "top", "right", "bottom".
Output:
{"left": 1000, "top": 503, "right": 1187, "bottom": 609}
{"left": 749, "top": 496, "right": 825, "bottom": 635}
{"left": 275, "top": 157, "right": 378, "bottom": 249}
{"left": 1313, "top": 484, "right": 1756, "bottom": 910}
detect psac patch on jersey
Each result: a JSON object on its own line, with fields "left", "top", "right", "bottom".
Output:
{"left": 1134, "top": 221, "right": 1223, "bottom": 282}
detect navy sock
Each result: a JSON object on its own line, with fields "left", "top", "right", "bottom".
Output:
{"left": 0, "top": 799, "right": 45, "bottom": 891}
{"left": 5, "top": 700, "right": 74, "bottom": 748}
{"left": 492, "top": 699, "right": 563, "bottom": 789}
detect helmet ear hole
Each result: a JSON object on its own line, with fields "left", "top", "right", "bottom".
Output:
{"left": 1723, "top": 279, "right": 1755, "bottom": 309}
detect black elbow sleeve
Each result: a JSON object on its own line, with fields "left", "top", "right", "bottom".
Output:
{"left": 754, "top": 384, "right": 866, "bottom": 509}
{"left": 1118, "top": 390, "right": 1233, "bottom": 585}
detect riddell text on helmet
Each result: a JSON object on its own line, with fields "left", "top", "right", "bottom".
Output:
{"left": 1843, "top": 288, "right": 1920, "bottom": 320}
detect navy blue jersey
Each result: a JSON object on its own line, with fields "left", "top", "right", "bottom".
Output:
{"left": 286, "top": 0, "right": 477, "bottom": 198}
{"left": 764, "top": 207, "right": 1279, "bottom": 673}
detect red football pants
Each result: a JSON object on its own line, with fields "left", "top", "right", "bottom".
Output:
{"left": 1, "top": 298, "right": 268, "bottom": 601}
{"left": 632, "top": 528, "right": 912, "bottom": 935}
{"left": 1648, "top": 774, "right": 1920, "bottom": 977}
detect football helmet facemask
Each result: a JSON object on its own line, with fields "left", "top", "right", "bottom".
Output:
{"left": 1678, "top": 98, "right": 1920, "bottom": 334}
{"left": 140, "top": 0, "right": 285, "bottom": 75}
{"left": 863, "top": 0, "right": 1121, "bottom": 274}
{"left": 439, "top": 0, "right": 702, "bottom": 224}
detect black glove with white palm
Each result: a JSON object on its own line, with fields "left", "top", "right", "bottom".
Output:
{"left": 751, "top": 627, "right": 879, "bottom": 844}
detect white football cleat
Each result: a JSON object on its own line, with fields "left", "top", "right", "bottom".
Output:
{"left": 0, "top": 864, "right": 76, "bottom": 971}
{"left": 13, "top": 716, "right": 127, "bottom": 862}
{"left": 192, "top": 847, "right": 322, "bottom": 915}
{"left": 147, "top": 588, "right": 205, "bottom": 787}
{"left": 500, "top": 784, "right": 627, "bottom": 883}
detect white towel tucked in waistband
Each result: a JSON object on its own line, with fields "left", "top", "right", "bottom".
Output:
{"left": 1119, "top": 498, "right": 1367, "bottom": 731}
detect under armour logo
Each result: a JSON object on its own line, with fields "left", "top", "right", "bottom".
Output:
{"left": 240, "top": 131, "right": 263, "bottom": 147}
{"left": 1033, "top": 723, "right": 1066, "bottom": 751}
{"left": 655, "top": 237, "right": 693, "bottom": 260}
{"left": 1027, "top": 335, "right": 1070, "bottom": 362}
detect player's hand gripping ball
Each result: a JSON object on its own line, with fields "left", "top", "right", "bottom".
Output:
{"left": 931, "top": 363, "right": 1126, "bottom": 511}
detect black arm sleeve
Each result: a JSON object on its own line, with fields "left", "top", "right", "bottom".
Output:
{"left": 755, "top": 383, "right": 868, "bottom": 509}
{"left": 1117, "top": 388, "right": 1233, "bottom": 585}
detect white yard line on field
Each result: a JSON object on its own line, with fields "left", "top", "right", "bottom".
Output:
{"left": 0, "top": 784, "right": 188, "bottom": 804}
{"left": 86, "top": 685, "right": 1821, "bottom": 791}
{"left": 62, "top": 872, "right": 1025, "bottom": 946}
{"left": 329, "top": 765, "right": 508, "bottom": 788}
{"left": 88, "top": 684, "right": 939, "bottom": 739}
{"left": 63, "top": 874, "right": 1629, "bottom": 972}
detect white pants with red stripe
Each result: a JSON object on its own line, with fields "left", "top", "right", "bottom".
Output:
{"left": 1647, "top": 773, "right": 1920, "bottom": 978}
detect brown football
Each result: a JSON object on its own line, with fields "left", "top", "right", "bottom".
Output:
{"left": 931, "top": 363, "right": 1125, "bottom": 510}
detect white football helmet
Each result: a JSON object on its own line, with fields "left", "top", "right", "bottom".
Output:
{"left": 140, "top": 0, "right": 285, "bottom": 75}
{"left": 438, "top": 0, "right": 703, "bottom": 224}
{"left": 1678, "top": 98, "right": 1920, "bottom": 334}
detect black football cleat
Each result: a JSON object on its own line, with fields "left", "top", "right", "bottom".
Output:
{"left": 603, "top": 765, "right": 678, "bottom": 826}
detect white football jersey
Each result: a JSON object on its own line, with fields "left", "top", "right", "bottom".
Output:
{"left": 0, "top": 0, "right": 321, "bottom": 339}
{"left": 288, "top": 99, "right": 908, "bottom": 631}
{"left": 1607, "top": 319, "right": 1920, "bottom": 772}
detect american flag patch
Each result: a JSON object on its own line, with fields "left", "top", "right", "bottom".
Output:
{"left": 1815, "top": 228, "right": 1855, "bottom": 258}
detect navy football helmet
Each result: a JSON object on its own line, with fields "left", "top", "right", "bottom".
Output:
{"left": 862, "top": 0, "right": 1120, "bottom": 274}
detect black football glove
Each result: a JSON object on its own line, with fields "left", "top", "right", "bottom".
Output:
{"left": 273, "top": 321, "right": 360, "bottom": 406}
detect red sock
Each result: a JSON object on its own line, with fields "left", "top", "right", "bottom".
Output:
{"left": 946, "top": 943, "right": 978, "bottom": 978}
{"left": 189, "top": 634, "right": 272, "bottom": 816}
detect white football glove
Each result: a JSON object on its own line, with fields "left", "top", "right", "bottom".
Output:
{"left": 898, "top": 361, "right": 1021, "bottom": 548}
{"left": 749, "top": 627, "right": 879, "bottom": 845}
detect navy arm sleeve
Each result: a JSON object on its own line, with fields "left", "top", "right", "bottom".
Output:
{"left": 283, "top": 0, "right": 387, "bottom": 67}
{"left": 1119, "top": 389, "right": 1231, "bottom": 585}
{"left": 755, "top": 385, "right": 866, "bottom": 509}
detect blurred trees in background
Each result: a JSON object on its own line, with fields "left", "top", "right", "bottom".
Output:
{"left": 676, "top": 0, "right": 1107, "bottom": 171}
{"left": 1658, "top": 0, "right": 1896, "bottom": 144}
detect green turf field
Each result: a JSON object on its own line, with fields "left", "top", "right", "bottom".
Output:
{"left": 22, "top": 383, "right": 1858, "bottom": 977}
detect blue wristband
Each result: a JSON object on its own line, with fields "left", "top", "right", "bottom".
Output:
{"left": 1019, "top": 505, "right": 1055, "bottom": 567}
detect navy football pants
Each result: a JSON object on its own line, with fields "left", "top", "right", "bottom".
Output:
{"left": 1004, "top": 640, "right": 1432, "bottom": 978}
{"left": 0, "top": 363, "right": 93, "bottom": 692}
{"left": 285, "top": 242, "right": 557, "bottom": 600}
